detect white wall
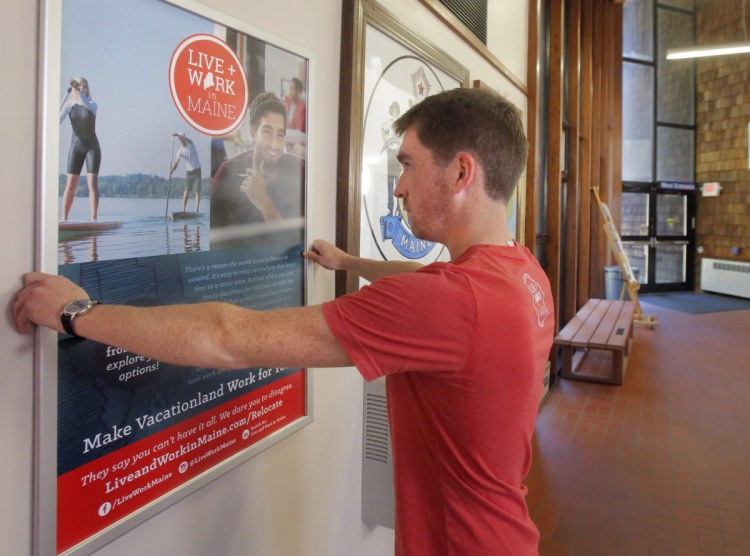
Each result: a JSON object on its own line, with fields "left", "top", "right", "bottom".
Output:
{"left": 0, "top": 1, "right": 527, "bottom": 554}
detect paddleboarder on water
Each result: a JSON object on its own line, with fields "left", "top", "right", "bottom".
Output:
{"left": 170, "top": 132, "right": 202, "bottom": 213}
{"left": 60, "top": 77, "right": 101, "bottom": 222}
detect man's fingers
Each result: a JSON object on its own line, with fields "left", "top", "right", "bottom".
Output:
{"left": 14, "top": 275, "right": 37, "bottom": 331}
{"left": 12, "top": 286, "right": 34, "bottom": 334}
{"left": 302, "top": 249, "right": 320, "bottom": 263}
{"left": 23, "top": 271, "right": 52, "bottom": 287}
{"left": 12, "top": 272, "right": 88, "bottom": 334}
{"left": 302, "top": 240, "right": 342, "bottom": 272}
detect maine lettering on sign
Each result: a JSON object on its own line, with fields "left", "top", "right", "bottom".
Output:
{"left": 169, "top": 34, "right": 249, "bottom": 136}
{"left": 358, "top": 25, "right": 462, "bottom": 269}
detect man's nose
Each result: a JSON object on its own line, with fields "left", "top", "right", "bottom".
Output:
{"left": 393, "top": 174, "right": 406, "bottom": 198}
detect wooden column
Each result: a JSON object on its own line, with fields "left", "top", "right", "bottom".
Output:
{"left": 546, "top": 0, "right": 565, "bottom": 327}
{"left": 611, "top": 3, "right": 624, "bottom": 235}
{"left": 563, "top": 0, "right": 581, "bottom": 325}
{"left": 525, "top": 0, "right": 540, "bottom": 252}
{"left": 578, "top": 0, "right": 594, "bottom": 308}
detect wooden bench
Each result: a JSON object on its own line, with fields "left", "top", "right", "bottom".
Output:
{"left": 554, "top": 299, "right": 636, "bottom": 385}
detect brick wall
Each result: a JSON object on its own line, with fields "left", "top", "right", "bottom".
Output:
{"left": 695, "top": 0, "right": 750, "bottom": 269}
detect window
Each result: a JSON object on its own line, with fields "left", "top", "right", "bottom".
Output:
{"left": 622, "top": 0, "right": 695, "bottom": 184}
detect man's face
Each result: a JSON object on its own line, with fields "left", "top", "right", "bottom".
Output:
{"left": 252, "top": 112, "right": 286, "bottom": 167}
{"left": 395, "top": 128, "right": 454, "bottom": 241}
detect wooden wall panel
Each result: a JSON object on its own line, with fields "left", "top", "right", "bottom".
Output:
{"left": 538, "top": 0, "right": 623, "bottom": 333}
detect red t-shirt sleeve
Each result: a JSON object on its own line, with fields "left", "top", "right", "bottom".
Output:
{"left": 322, "top": 267, "right": 477, "bottom": 381}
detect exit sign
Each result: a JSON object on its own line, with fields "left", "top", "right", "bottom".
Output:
{"left": 702, "top": 182, "right": 721, "bottom": 197}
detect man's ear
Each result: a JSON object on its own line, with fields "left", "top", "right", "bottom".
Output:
{"left": 452, "top": 152, "right": 476, "bottom": 194}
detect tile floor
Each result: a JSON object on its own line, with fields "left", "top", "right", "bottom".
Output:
{"left": 528, "top": 300, "right": 750, "bottom": 555}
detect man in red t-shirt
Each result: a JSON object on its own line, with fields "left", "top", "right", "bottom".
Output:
{"left": 317, "top": 237, "right": 552, "bottom": 555}
{"left": 15, "top": 88, "right": 553, "bottom": 555}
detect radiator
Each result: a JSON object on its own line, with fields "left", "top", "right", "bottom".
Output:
{"left": 701, "top": 258, "right": 750, "bottom": 299}
{"left": 361, "top": 378, "right": 394, "bottom": 528}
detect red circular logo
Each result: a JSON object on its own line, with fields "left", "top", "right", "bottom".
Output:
{"left": 169, "top": 34, "right": 248, "bottom": 136}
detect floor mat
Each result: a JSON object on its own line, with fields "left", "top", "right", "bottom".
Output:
{"left": 640, "top": 292, "right": 750, "bottom": 314}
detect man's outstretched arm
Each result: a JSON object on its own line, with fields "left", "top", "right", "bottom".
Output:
{"left": 13, "top": 272, "right": 352, "bottom": 370}
{"left": 302, "top": 239, "right": 422, "bottom": 283}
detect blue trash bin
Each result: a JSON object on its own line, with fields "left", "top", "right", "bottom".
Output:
{"left": 604, "top": 266, "right": 640, "bottom": 301}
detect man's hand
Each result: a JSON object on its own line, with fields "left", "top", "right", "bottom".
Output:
{"left": 302, "top": 240, "right": 350, "bottom": 271}
{"left": 240, "top": 170, "right": 282, "bottom": 222}
{"left": 13, "top": 272, "right": 88, "bottom": 334}
{"left": 303, "top": 239, "right": 422, "bottom": 282}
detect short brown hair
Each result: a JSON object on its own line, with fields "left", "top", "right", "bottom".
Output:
{"left": 248, "top": 91, "right": 287, "bottom": 130}
{"left": 393, "top": 88, "right": 527, "bottom": 202}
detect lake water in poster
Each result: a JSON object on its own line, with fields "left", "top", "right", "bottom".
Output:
{"left": 58, "top": 197, "right": 211, "bottom": 265}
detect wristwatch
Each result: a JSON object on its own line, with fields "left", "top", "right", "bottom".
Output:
{"left": 60, "top": 298, "right": 100, "bottom": 337}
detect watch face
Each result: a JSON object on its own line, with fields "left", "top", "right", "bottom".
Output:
{"left": 64, "top": 298, "right": 92, "bottom": 314}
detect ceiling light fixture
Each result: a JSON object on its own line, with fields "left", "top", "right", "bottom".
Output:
{"left": 666, "top": 41, "right": 750, "bottom": 60}
{"left": 666, "top": 0, "right": 749, "bottom": 60}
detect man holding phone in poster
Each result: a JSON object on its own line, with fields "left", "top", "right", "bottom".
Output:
{"left": 15, "top": 88, "right": 553, "bottom": 556}
{"left": 210, "top": 92, "right": 304, "bottom": 238}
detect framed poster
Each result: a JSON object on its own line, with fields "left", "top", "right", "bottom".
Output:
{"left": 37, "top": 0, "right": 313, "bottom": 553}
{"left": 336, "top": 0, "right": 470, "bottom": 295}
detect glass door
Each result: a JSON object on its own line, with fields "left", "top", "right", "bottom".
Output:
{"left": 621, "top": 182, "right": 696, "bottom": 292}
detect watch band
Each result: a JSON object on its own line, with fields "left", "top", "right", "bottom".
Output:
{"left": 60, "top": 312, "right": 77, "bottom": 336}
{"left": 60, "top": 300, "right": 100, "bottom": 338}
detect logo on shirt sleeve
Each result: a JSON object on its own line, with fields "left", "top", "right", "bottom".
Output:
{"left": 523, "top": 274, "right": 549, "bottom": 327}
